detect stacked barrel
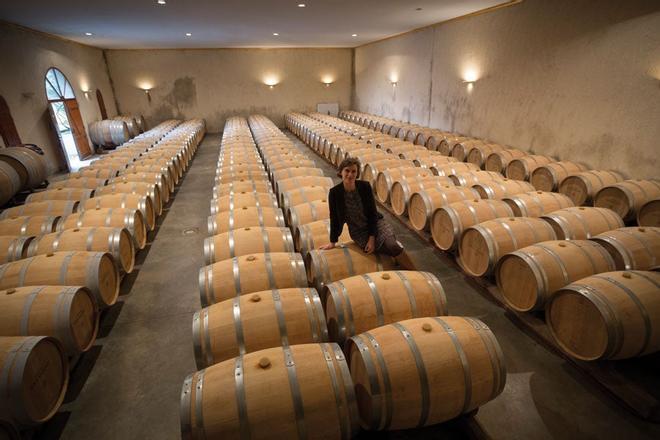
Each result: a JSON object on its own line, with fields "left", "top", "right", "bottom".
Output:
{"left": 289, "top": 111, "right": 660, "bottom": 365}
{"left": 88, "top": 114, "right": 148, "bottom": 148}
{"left": 0, "top": 118, "right": 204, "bottom": 434}
{"left": 0, "top": 146, "right": 49, "bottom": 206}
{"left": 180, "top": 114, "right": 506, "bottom": 438}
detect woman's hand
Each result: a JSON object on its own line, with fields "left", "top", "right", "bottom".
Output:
{"left": 364, "top": 236, "right": 376, "bottom": 254}
{"left": 319, "top": 242, "right": 336, "bottom": 250}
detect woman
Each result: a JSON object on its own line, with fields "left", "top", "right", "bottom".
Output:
{"left": 319, "top": 157, "right": 416, "bottom": 270}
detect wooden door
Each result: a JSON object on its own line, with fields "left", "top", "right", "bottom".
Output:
{"left": 96, "top": 89, "right": 108, "bottom": 120}
{"left": 0, "top": 95, "right": 21, "bottom": 147}
{"left": 64, "top": 99, "right": 92, "bottom": 158}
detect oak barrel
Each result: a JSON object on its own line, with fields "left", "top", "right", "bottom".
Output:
{"left": 324, "top": 271, "right": 448, "bottom": 345}
{"left": 590, "top": 227, "right": 660, "bottom": 271}
{"left": 496, "top": 240, "right": 616, "bottom": 311}
{"left": 58, "top": 208, "right": 146, "bottom": 250}
{"left": 546, "top": 271, "right": 660, "bottom": 360}
{"left": 0, "top": 200, "right": 78, "bottom": 220}
{"left": 559, "top": 170, "right": 625, "bottom": 206}
{"left": 459, "top": 217, "right": 556, "bottom": 277}
{"left": 48, "top": 177, "right": 108, "bottom": 190}
{"left": 288, "top": 200, "right": 329, "bottom": 231}
{"left": 203, "top": 226, "right": 294, "bottom": 264}
{"left": 207, "top": 207, "right": 285, "bottom": 235}
{"left": 192, "top": 287, "right": 327, "bottom": 368}
{"left": 281, "top": 186, "right": 329, "bottom": 211}
{"left": 93, "top": 182, "right": 162, "bottom": 216}
{"left": 473, "top": 179, "right": 535, "bottom": 199}
{"left": 408, "top": 186, "right": 480, "bottom": 231}
{"left": 375, "top": 167, "right": 433, "bottom": 204}
{"left": 502, "top": 191, "right": 574, "bottom": 217}
{"left": 530, "top": 161, "right": 588, "bottom": 192}
{"left": 541, "top": 206, "right": 624, "bottom": 240}
{"left": 212, "top": 180, "right": 273, "bottom": 199}
{"left": 505, "top": 155, "right": 553, "bottom": 181}
{"left": 0, "top": 236, "right": 32, "bottom": 264}
{"left": 0, "top": 286, "right": 99, "bottom": 355}
{"left": 81, "top": 193, "right": 155, "bottom": 232}
{"left": 210, "top": 192, "right": 278, "bottom": 215}
{"left": 0, "top": 147, "right": 47, "bottom": 190}
{"left": 0, "top": 215, "right": 59, "bottom": 237}
{"left": 180, "top": 343, "right": 358, "bottom": 440}
{"left": 347, "top": 316, "right": 505, "bottom": 430}
{"left": 594, "top": 180, "right": 660, "bottom": 222}
{"left": 198, "top": 252, "right": 307, "bottom": 307}
{"left": 430, "top": 199, "right": 514, "bottom": 251}
{"left": 0, "top": 336, "right": 68, "bottom": 426}
{"left": 295, "top": 219, "right": 352, "bottom": 256}
{"left": 276, "top": 176, "right": 334, "bottom": 205}
{"left": 484, "top": 149, "right": 527, "bottom": 174}
{"left": 389, "top": 176, "right": 455, "bottom": 216}
{"left": 27, "top": 227, "right": 135, "bottom": 274}
{"left": 0, "top": 162, "right": 20, "bottom": 206}
{"left": 638, "top": 199, "right": 660, "bottom": 227}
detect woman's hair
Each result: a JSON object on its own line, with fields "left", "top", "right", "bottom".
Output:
{"left": 337, "top": 157, "right": 361, "bottom": 178}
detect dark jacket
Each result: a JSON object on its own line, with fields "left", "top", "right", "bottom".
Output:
{"left": 328, "top": 180, "right": 383, "bottom": 243}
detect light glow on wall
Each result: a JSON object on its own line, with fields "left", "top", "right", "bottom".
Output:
{"left": 321, "top": 74, "right": 334, "bottom": 86}
{"left": 263, "top": 75, "right": 279, "bottom": 87}
{"left": 137, "top": 80, "right": 154, "bottom": 91}
{"left": 463, "top": 67, "right": 480, "bottom": 83}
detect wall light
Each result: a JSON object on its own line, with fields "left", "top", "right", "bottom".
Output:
{"left": 264, "top": 76, "right": 279, "bottom": 89}
{"left": 391, "top": 81, "right": 398, "bottom": 88}
{"left": 82, "top": 90, "right": 91, "bottom": 99}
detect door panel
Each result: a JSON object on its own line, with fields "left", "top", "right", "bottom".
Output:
{"left": 64, "top": 99, "right": 92, "bottom": 158}
{"left": 96, "top": 89, "right": 108, "bottom": 120}
{"left": 0, "top": 95, "right": 21, "bottom": 147}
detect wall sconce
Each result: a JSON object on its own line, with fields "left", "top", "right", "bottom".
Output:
{"left": 391, "top": 81, "right": 398, "bottom": 88}
{"left": 82, "top": 90, "right": 91, "bottom": 99}
{"left": 323, "top": 81, "right": 332, "bottom": 87}
{"left": 141, "top": 88, "right": 152, "bottom": 102}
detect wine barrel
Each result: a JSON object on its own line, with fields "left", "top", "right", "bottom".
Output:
{"left": 347, "top": 316, "right": 506, "bottom": 430}
{"left": 324, "top": 271, "right": 447, "bottom": 345}
{"left": 541, "top": 206, "right": 624, "bottom": 240}
{"left": 215, "top": 170, "right": 269, "bottom": 185}
{"left": 449, "top": 170, "right": 504, "bottom": 187}
{"left": 81, "top": 193, "right": 155, "bottom": 232}
{"left": 125, "top": 163, "right": 176, "bottom": 190}
{"left": 0, "top": 147, "right": 47, "bottom": 190}
{"left": 281, "top": 186, "right": 329, "bottom": 212}
{"left": 546, "top": 271, "right": 660, "bottom": 360}
{"left": 94, "top": 182, "right": 162, "bottom": 216}
{"left": 48, "top": 177, "right": 108, "bottom": 190}
{"left": 362, "top": 159, "right": 410, "bottom": 185}
{"left": 108, "top": 172, "right": 169, "bottom": 203}
{"left": 71, "top": 167, "right": 118, "bottom": 180}
{"left": 459, "top": 217, "right": 556, "bottom": 277}
{"left": 207, "top": 207, "right": 285, "bottom": 235}
{"left": 451, "top": 140, "right": 485, "bottom": 162}
{"left": 638, "top": 199, "right": 660, "bottom": 227}
{"left": 0, "top": 286, "right": 98, "bottom": 355}
{"left": 431, "top": 199, "right": 514, "bottom": 251}
{"left": 590, "top": 227, "right": 660, "bottom": 271}
{"left": 559, "top": 170, "right": 626, "bottom": 206}
{"left": 203, "top": 227, "right": 294, "bottom": 264}
{"left": 180, "top": 343, "right": 359, "bottom": 440}
{"left": 25, "top": 188, "right": 94, "bottom": 203}
{"left": 288, "top": 200, "right": 329, "bottom": 231}
{"left": 594, "top": 180, "right": 660, "bottom": 222}
{"left": 133, "top": 114, "right": 147, "bottom": 132}
{"left": 389, "top": 176, "right": 455, "bottom": 216}
{"left": 502, "top": 191, "right": 574, "bottom": 217}
{"left": 198, "top": 252, "right": 307, "bottom": 307}
{"left": 375, "top": 167, "right": 433, "bottom": 204}
{"left": 466, "top": 144, "right": 506, "bottom": 169}
{"left": 276, "top": 176, "right": 334, "bottom": 205}
{"left": 213, "top": 180, "right": 274, "bottom": 199}
{"left": 113, "top": 116, "right": 140, "bottom": 137}
{"left": 0, "top": 162, "right": 20, "bottom": 206}
{"left": 472, "top": 179, "right": 535, "bottom": 200}
{"left": 88, "top": 120, "right": 130, "bottom": 147}
{"left": 295, "top": 219, "right": 352, "bottom": 256}
{"left": 505, "top": 155, "right": 553, "bottom": 181}
{"left": 0, "top": 251, "right": 119, "bottom": 308}
{"left": 210, "top": 192, "right": 278, "bottom": 215}
{"left": 267, "top": 159, "right": 316, "bottom": 173}
{"left": 192, "top": 287, "right": 327, "bottom": 368}
{"left": 430, "top": 162, "right": 480, "bottom": 177}
{"left": 0, "top": 200, "right": 78, "bottom": 220}
{"left": 0, "top": 215, "right": 59, "bottom": 236}
{"left": 0, "top": 336, "right": 68, "bottom": 426}
{"left": 136, "top": 158, "right": 180, "bottom": 184}
{"left": 485, "top": 149, "right": 527, "bottom": 174}
{"left": 530, "top": 161, "right": 588, "bottom": 192}
{"left": 408, "top": 186, "right": 480, "bottom": 231}
{"left": 305, "top": 243, "right": 398, "bottom": 291}
{"left": 216, "top": 163, "right": 265, "bottom": 175}
{"left": 0, "top": 236, "right": 32, "bottom": 264}
{"left": 497, "top": 240, "right": 616, "bottom": 312}
{"left": 26, "top": 227, "right": 135, "bottom": 274}
{"left": 58, "top": 208, "right": 146, "bottom": 250}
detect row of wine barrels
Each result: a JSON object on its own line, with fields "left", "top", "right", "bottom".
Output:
{"left": 559, "top": 170, "right": 625, "bottom": 206}
{"left": 0, "top": 215, "right": 60, "bottom": 236}
{"left": 502, "top": 191, "right": 574, "bottom": 217}
{"left": 81, "top": 193, "right": 155, "bottom": 232}
{"left": 540, "top": 206, "right": 624, "bottom": 240}
{"left": 25, "top": 188, "right": 93, "bottom": 203}
{"left": 0, "top": 161, "right": 21, "bottom": 206}
{"left": 408, "top": 186, "right": 480, "bottom": 231}
{"left": 203, "top": 226, "right": 294, "bottom": 264}
{"left": 0, "top": 251, "right": 119, "bottom": 308}
{"left": 113, "top": 116, "right": 140, "bottom": 137}
{"left": 0, "top": 147, "right": 48, "bottom": 190}
{"left": 58, "top": 208, "right": 146, "bottom": 250}
{"left": 389, "top": 176, "right": 455, "bottom": 216}
{"left": 530, "top": 161, "right": 587, "bottom": 191}
{"left": 505, "top": 155, "right": 553, "bottom": 181}
{"left": 48, "top": 176, "right": 108, "bottom": 190}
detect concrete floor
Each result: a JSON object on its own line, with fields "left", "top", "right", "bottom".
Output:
{"left": 37, "top": 133, "right": 660, "bottom": 440}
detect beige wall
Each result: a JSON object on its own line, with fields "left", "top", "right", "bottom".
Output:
{"left": 105, "top": 48, "right": 352, "bottom": 131}
{"left": 355, "top": 0, "right": 660, "bottom": 178}
{"left": 0, "top": 22, "right": 118, "bottom": 173}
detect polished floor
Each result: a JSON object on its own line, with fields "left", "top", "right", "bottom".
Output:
{"left": 38, "top": 133, "right": 660, "bottom": 440}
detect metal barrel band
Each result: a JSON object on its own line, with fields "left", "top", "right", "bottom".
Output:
{"left": 363, "top": 331, "right": 394, "bottom": 430}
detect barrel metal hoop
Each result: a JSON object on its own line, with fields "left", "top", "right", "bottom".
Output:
{"left": 396, "top": 270, "right": 419, "bottom": 317}
{"left": 535, "top": 244, "right": 570, "bottom": 285}
{"left": 261, "top": 227, "right": 271, "bottom": 253}
{"left": 194, "top": 370, "right": 206, "bottom": 439}
{"left": 432, "top": 317, "right": 473, "bottom": 416}
{"left": 19, "top": 286, "right": 45, "bottom": 335}
{"left": 392, "top": 322, "right": 431, "bottom": 428}
{"left": 320, "top": 343, "right": 349, "bottom": 440}
{"left": 180, "top": 374, "right": 193, "bottom": 438}
{"left": 283, "top": 346, "right": 308, "bottom": 439}
{"left": 349, "top": 335, "right": 382, "bottom": 430}
{"left": 54, "top": 287, "right": 78, "bottom": 353}
{"left": 257, "top": 206, "right": 264, "bottom": 228}
{"left": 363, "top": 274, "right": 385, "bottom": 327}
{"left": 232, "top": 296, "right": 246, "bottom": 356}
{"left": 264, "top": 253, "right": 276, "bottom": 289}
{"left": 570, "top": 284, "right": 622, "bottom": 358}
{"left": 272, "top": 289, "right": 291, "bottom": 346}
{"left": 420, "top": 271, "right": 448, "bottom": 315}
{"left": 18, "top": 256, "right": 36, "bottom": 286}
{"left": 618, "top": 229, "right": 656, "bottom": 266}
{"left": 228, "top": 230, "right": 236, "bottom": 258}
{"left": 232, "top": 257, "right": 241, "bottom": 295}
{"left": 464, "top": 317, "right": 505, "bottom": 400}
{"left": 363, "top": 332, "right": 394, "bottom": 430}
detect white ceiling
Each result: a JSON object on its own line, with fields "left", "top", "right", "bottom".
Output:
{"left": 0, "top": 0, "right": 511, "bottom": 49}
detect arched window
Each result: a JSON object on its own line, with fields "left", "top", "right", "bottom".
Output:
{"left": 44, "top": 67, "right": 92, "bottom": 170}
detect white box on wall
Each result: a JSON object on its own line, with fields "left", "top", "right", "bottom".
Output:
{"left": 317, "top": 102, "right": 339, "bottom": 116}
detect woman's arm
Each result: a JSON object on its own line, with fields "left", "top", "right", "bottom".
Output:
{"left": 328, "top": 186, "right": 343, "bottom": 243}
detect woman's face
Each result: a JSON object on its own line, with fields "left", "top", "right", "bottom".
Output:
{"left": 341, "top": 164, "right": 359, "bottom": 186}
